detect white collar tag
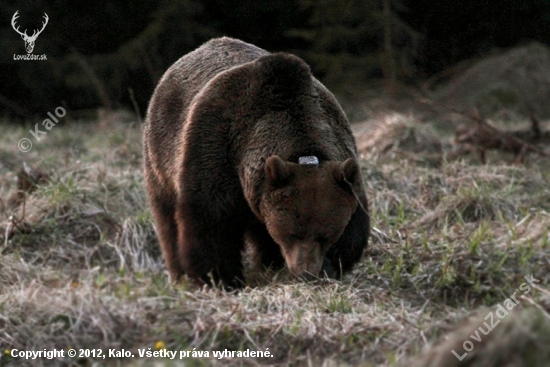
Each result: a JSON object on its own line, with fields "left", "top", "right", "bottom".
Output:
{"left": 298, "top": 156, "right": 319, "bottom": 165}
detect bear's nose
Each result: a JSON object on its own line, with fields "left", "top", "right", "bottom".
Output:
{"left": 283, "top": 242, "right": 323, "bottom": 280}
{"left": 287, "top": 256, "right": 323, "bottom": 280}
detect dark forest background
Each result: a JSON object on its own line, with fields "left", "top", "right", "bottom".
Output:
{"left": 1, "top": 0, "right": 550, "bottom": 119}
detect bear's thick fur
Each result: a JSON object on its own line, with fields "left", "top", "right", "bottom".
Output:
{"left": 144, "top": 37, "right": 369, "bottom": 288}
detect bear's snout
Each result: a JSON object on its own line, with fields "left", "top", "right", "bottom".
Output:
{"left": 284, "top": 243, "right": 323, "bottom": 279}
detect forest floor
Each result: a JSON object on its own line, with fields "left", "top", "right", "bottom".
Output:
{"left": 0, "top": 107, "right": 549, "bottom": 367}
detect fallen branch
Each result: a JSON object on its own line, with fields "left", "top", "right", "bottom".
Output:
{"left": 2, "top": 191, "right": 28, "bottom": 252}
{"left": 420, "top": 99, "right": 550, "bottom": 163}
{"left": 7, "top": 162, "right": 49, "bottom": 208}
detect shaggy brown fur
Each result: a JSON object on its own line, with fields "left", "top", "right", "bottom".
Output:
{"left": 143, "top": 37, "right": 369, "bottom": 288}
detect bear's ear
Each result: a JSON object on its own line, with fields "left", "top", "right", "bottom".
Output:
{"left": 333, "top": 158, "right": 360, "bottom": 187}
{"left": 265, "top": 155, "right": 292, "bottom": 185}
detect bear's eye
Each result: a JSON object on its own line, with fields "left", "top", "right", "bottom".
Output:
{"left": 316, "top": 235, "right": 329, "bottom": 244}
{"left": 289, "top": 234, "right": 303, "bottom": 242}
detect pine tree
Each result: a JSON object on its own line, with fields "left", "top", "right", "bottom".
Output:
{"left": 291, "top": 0, "right": 421, "bottom": 93}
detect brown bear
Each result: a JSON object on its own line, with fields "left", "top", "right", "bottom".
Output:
{"left": 143, "top": 37, "right": 369, "bottom": 288}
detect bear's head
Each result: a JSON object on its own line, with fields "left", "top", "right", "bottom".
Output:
{"left": 260, "top": 155, "right": 362, "bottom": 279}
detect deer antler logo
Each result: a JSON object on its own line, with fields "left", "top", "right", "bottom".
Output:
{"left": 11, "top": 11, "right": 49, "bottom": 54}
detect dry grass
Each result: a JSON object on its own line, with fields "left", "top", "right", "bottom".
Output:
{"left": 434, "top": 42, "right": 550, "bottom": 119}
{"left": 0, "top": 112, "right": 549, "bottom": 367}
{"left": 353, "top": 113, "right": 442, "bottom": 165}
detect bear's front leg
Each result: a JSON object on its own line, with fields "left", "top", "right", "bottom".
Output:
{"left": 175, "top": 200, "right": 246, "bottom": 289}
{"left": 150, "top": 194, "right": 185, "bottom": 282}
{"left": 325, "top": 197, "right": 370, "bottom": 279}
{"left": 144, "top": 157, "right": 185, "bottom": 282}
{"left": 321, "top": 258, "right": 336, "bottom": 278}
{"left": 245, "top": 219, "right": 285, "bottom": 272}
